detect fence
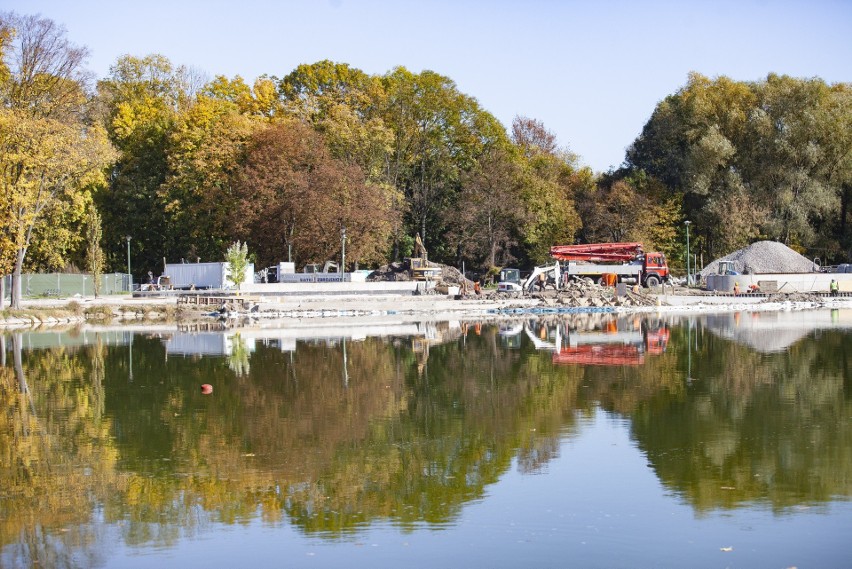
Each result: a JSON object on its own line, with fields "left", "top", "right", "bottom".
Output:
{"left": 2, "top": 273, "right": 132, "bottom": 300}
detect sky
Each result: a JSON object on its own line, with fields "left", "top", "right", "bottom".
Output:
{"left": 5, "top": 0, "right": 851, "bottom": 172}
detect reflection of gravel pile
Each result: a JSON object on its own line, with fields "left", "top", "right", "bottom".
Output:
{"left": 701, "top": 241, "right": 817, "bottom": 276}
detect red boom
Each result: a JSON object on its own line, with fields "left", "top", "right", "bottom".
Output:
{"left": 549, "top": 242, "right": 645, "bottom": 262}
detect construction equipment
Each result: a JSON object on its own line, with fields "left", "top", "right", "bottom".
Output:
{"left": 497, "top": 263, "right": 561, "bottom": 294}
{"left": 304, "top": 261, "right": 339, "bottom": 274}
{"left": 551, "top": 324, "right": 670, "bottom": 366}
{"left": 549, "top": 242, "right": 670, "bottom": 287}
{"left": 407, "top": 233, "right": 442, "bottom": 281}
{"left": 716, "top": 260, "right": 740, "bottom": 275}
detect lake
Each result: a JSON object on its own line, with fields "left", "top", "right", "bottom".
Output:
{"left": 2, "top": 309, "right": 851, "bottom": 568}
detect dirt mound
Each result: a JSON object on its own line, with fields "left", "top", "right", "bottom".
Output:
{"left": 700, "top": 241, "right": 817, "bottom": 276}
{"left": 367, "top": 262, "right": 413, "bottom": 281}
{"left": 367, "top": 261, "right": 475, "bottom": 290}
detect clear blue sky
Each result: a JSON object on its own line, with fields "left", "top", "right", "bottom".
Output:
{"left": 6, "top": 0, "right": 851, "bottom": 172}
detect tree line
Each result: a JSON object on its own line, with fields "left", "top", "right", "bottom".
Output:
{"left": 2, "top": 12, "right": 851, "bottom": 308}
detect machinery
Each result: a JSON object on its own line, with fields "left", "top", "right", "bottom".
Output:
{"left": 551, "top": 325, "right": 670, "bottom": 366}
{"left": 407, "top": 233, "right": 442, "bottom": 281}
{"left": 497, "top": 263, "right": 561, "bottom": 294}
{"left": 549, "top": 242, "right": 670, "bottom": 287}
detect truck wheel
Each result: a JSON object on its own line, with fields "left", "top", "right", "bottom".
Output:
{"left": 645, "top": 275, "right": 660, "bottom": 287}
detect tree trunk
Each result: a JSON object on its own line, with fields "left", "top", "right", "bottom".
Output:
{"left": 0, "top": 275, "right": 5, "bottom": 310}
{"left": 11, "top": 247, "right": 25, "bottom": 310}
{"left": 13, "top": 333, "right": 28, "bottom": 395}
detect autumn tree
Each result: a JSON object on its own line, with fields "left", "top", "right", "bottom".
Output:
{"left": 96, "top": 54, "right": 196, "bottom": 277}
{"left": 233, "top": 121, "right": 400, "bottom": 268}
{"left": 160, "top": 84, "right": 261, "bottom": 262}
{"left": 446, "top": 146, "right": 523, "bottom": 269}
{"left": 0, "top": 12, "right": 115, "bottom": 308}
{"left": 511, "top": 116, "right": 584, "bottom": 264}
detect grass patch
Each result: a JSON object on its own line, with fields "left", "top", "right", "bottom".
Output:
{"left": 83, "top": 305, "right": 116, "bottom": 322}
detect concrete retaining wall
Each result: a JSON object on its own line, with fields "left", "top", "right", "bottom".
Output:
{"left": 239, "top": 281, "right": 422, "bottom": 296}
{"left": 705, "top": 273, "right": 852, "bottom": 293}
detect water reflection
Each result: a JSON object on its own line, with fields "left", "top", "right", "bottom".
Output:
{"left": 1, "top": 310, "right": 851, "bottom": 566}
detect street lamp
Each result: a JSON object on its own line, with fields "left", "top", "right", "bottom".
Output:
{"left": 125, "top": 236, "right": 132, "bottom": 289}
{"left": 340, "top": 226, "right": 346, "bottom": 282}
{"left": 684, "top": 221, "right": 691, "bottom": 286}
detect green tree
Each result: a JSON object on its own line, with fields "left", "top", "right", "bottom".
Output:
{"left": 379, "top": 67, "right": 508, "bottom": 261}
{"left": 86, "top": 207, "right": 105, "bottom": 297}
{"left": 160, "top": 88, "right": 261, "bottom": 262}
{"left": 96, "top": 54, "right": 194, "bottom": 277}
{"left": 627, "top": 72, "right": 852, "bottom": 262}
{"left": 224, "top": 240, "right": 249, "bottom": 289}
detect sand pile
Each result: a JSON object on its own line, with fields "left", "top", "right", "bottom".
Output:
{"left": 700, "top": 241, "right": 817, "bottom": 276}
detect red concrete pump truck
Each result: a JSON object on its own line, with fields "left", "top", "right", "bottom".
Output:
{"left": 549, "top": 242, "right": 670, "bottom": 287}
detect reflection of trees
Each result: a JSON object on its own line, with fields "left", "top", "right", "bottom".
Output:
{"left": 3, "top": 316, "right": 852, "bottom": 556}
{"left": 0, "top": 337, "right": 119, "bottom": 567}
{"left": 227, "top": 333, "right": 250, "bottom": 376}
{"left": 630, "top": 323, "right": 852, "bottom": 513}
{"left": 0, "top": 326, "right": 586, "bottom": 550}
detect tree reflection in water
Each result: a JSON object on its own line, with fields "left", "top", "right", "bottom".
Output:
{"left": 1, "top": 311, "right": 851, "bottom": 563}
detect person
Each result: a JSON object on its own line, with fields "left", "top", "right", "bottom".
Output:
{"left": 537, "top": 272, "right": 546, "bottom": 292}
{"left": 474, "top": 280, "right": 481, "bottom": 295}
{"left": 733, "top": 282, "right": 740, "bottom": 296}
{"left": 748, "top": 283, "right": 760, "bottom": 294}
{"left": 830, "top": 279, "right": 839, "bottom": 297}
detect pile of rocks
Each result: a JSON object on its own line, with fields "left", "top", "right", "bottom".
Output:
{"left": 701, "top": 241, "right": 817, "bottom": 276}
{"left": 501, "top": 279, "right": 661, "bottom": 308}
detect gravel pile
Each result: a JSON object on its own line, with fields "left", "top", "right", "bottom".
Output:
{"left": 700, "top": 241, "right": 817, "bottom": 277}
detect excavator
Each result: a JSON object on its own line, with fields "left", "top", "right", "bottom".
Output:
{"left": 550, "top": 242, "right": 670, "bottom": 287}
{"left": 497, "top": 263, "right": 561, "bottom": 294}
{"left": 407, "top": 234, "right": 442, "bottom": 281}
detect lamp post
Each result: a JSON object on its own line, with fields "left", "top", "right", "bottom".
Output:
{"left": 684, "top": 221, "right": 691, "bottom": 286}
{"left": 340, "top": 226, "right": 346, "bottom": 282}
{"left": 125, "top": 236, "right": 132, "bottom": 290}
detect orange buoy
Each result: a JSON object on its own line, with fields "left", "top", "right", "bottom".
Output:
{"left": 201, "top": 384, "right": 213, "bottom": 394}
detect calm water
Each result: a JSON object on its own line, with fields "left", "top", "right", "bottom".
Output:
{"left": 2, "top": 309, "right": 851, "bottom": 568}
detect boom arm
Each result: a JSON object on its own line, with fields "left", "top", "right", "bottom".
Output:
{"left": 550, "top": 242, "right": 644, "bottom": 262}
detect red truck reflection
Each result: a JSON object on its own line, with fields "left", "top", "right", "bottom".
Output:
{"left": 551, "top": 327, "right": 670, "bottom": 366}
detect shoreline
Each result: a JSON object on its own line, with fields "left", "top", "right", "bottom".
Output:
{"left": 4, "top": 290, "right": 852, "bottom": 330}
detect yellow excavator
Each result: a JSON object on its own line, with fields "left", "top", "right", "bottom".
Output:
{"left": 407, "top": 234, "right": 441, "bottom": 281}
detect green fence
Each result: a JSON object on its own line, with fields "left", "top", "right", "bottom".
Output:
{"left": 3, "top": 273, "right": 132, "bottom": 300}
